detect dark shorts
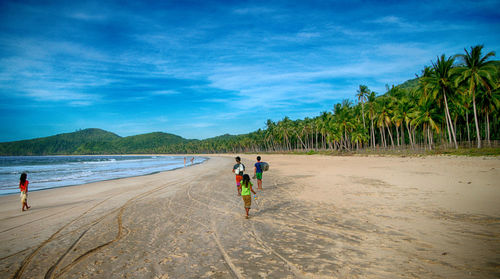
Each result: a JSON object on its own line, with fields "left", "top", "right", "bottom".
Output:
{"left": 242, "top": 195, "right": 251, "bottom": 208}
{"left": 256, "top": 172, "right": 262, "bottom": 180}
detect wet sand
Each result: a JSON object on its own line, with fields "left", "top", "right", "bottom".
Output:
{"left": 0, "top": 155, "right": 499, "bottom": 278}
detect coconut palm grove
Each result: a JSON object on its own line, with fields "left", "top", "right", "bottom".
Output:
{"left": 209, "top": 45, "right": 500, "bottom": 154}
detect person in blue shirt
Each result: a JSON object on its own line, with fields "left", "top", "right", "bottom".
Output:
{"left": 253, "top": 156, "right": 263, "bottom": 190}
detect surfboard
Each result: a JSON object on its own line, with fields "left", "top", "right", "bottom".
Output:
{"left": 260, "top": 162, "right": 269, "bottom": 171}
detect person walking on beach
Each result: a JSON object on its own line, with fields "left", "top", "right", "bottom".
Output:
{"left": 190, "top": 157, "right": 194, "bottom": 165}
{"left": 254, "top": 156, "right": 264, "bottom": 190}
{"left": 238, "top": 174, "right": 257, "bottom": 219}
{"left": 19, "top": 173, "right": 31, "bottom": 212}
{"left": 232, "top": 156, "right": 245, "bottom": 195}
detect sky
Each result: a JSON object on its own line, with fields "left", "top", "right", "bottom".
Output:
{"left": 1, "top": 0, "right": 499, "bottom": 142}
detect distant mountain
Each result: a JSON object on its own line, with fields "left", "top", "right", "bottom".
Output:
{"left": 109, "top": 132, "right": 189, "bottom": 154}
{"left": 0, "top": 128, "right": 192, "bottom": 155}
{"left": 0, "top": 129, "right": 120, "bottom": 155}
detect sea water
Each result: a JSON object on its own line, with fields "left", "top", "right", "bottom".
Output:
{"left": 0, "top": 155, "right": 206, "bottom": 196}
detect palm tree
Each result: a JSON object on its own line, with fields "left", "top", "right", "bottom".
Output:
{"left": 276, "top": 117, "right": 291, "bottom": 151}
{"left": 339, "top": 99, "right": 356, "bottom": 150}
{"left": 455, "top": 45, "right": 497, "bottom": 148}
{"left": 356, "top": 85, "right": 370, "bottom": 129}
{"left": 429, "top": 54, "right": 458, "bottom": 149}
{"left": 376, "top": 96, "right": 394, "bottom": 148}
{"left": 265, "top": 119, "right": 277, "bottom": 151}
{"left": 318, "top": 112, "right": 330, "bottom": 149}
{"left": 366, "top": 91, "right": 377, "bottom": 148}
{"left": 411, "top": 96, "right": 441, "bottom": 149}
{"left": 325, "top": 112, "right": 341, "bottom": 150}
{"left": 477, "top": 87, "right": 500, "bottom": 146}
{"left": 391, "top": 95, "right": 414, "bottom": 147}
{"left": 417, "top": 66, "right": 434, "bottom": 103}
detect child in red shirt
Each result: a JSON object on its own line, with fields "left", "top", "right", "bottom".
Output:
{"left": 19, "top": 173, "right": 30, "bottom": 211}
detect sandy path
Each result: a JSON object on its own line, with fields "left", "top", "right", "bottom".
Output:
{"left": 0, "top": 155, "right": 499, "bottom": 278}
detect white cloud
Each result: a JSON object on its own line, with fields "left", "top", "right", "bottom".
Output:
{"left": 68, "top": 12, "right": 108, "bottom": 21}
{"left": 151, "top": 90, "right": 179, "bottom": 95}
{"left": 369, "top": 15, "right": 474, "bottom": 34}
{"left": 25, "top": 89, "right": 97, "bottom": 104}
{"left": 233, "top": 6, "right": 274, "bottom": 15}
{"left": 373, "top": 15, "right": 402, "bottom": 25}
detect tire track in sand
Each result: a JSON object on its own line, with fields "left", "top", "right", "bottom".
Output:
{"left": 183, "top": 179, "right": 244, "bottom": 279}
{"left": 11, "top": 197, "right": 112, "bottom": 279}
{"left": 46, "top": 179, "right": 187, "bottom": 279}
{"left": 186, "top": 177, "right": 306, "bottom": 278}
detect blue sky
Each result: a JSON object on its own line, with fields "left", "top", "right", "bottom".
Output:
{"left": 1, "top": 0, "right": 499, "bottom": 142}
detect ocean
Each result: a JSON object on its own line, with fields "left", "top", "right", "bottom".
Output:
{"left": 0, "top": 155, "right": 207, "bottom": 196}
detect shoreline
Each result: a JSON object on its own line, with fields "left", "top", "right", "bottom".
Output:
{"left": 1, "top": 154, "right": 499, "bottom": 278}
{"left": 0, "top": 155, "right": 209, "bottom": 197}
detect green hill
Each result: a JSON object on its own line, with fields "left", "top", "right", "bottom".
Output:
{"left": 0, "top": 129, "right": 196, "bottom": 155}
{"left": 0, "top": 128, "right": 121, "bottom": 155}
{"left": 110, "top": 132, "right": 189, "bottom": 154}
{"left": 396, "top": 78, "right": 419, "bottom": 90}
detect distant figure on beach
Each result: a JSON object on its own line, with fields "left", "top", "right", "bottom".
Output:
{"left": 184, "top": 157, "right": 186, "bottom": 167}
{"left": 238, "top": 174, "right": 257, "bottom": 219}
{"left": 232, "top": 156, "right": 245, "bottom": 195}
{"left": 19, "top": 173, "right": 31, "bottom": 212}
{"left": 190, "top": 157, "right": 194, "bottom": 165}
{"left": 254, "top": 156, "right": 263, "bottom": 190}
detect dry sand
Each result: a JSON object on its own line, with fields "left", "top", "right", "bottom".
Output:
{"left": 0, "top": 154, "right": 499, "bottom": 278}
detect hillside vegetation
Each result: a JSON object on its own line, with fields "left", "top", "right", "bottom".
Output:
{"left": 0, "top": 129, "right": 193, "bottom": 155}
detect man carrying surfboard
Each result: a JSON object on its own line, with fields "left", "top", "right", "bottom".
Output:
{"left": 254, "top": 156, "right": 264, "bottom": 190}
{"left": 232, "top": 156, "right": 245, "bottom": 196}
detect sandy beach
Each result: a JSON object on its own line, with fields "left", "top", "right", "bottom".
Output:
{"left": 1, "top": 154, "right": 499, "bottom": 278}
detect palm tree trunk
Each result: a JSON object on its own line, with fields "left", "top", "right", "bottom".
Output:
{"left": 443, "top": 92, "right": 458, "bottom": 149}
{"left": 295, "top": 131, "right": 307, "bottom": 150}
{"left": 387, "top": 125, "right": 394, "bottom": 148}
{"left": 396, "top": 125, "right": 400, "bottom": 147}
{"left": 466, "top": 110, "right": 471, "bottom": 146}
{"left": 344, "top": 126, "right": 348, "bottom": 151}
{"left": 427, "top": 125, "right": 432, "bottom": 150}
{"left": 315, "top": 130, "right": 319, "bottom": 150}
{"left": 371, "top": 118, "right": 375, "bottom": 148}
{"left": 445, "top": 112, "right": 452, "bottom": 144}
{"left": 454, "top": 117, "right": 458, "bottom": 144}
{"left": 362, "top": 103, "right": 366, "bottom": 129}
{"left": 486, "top": 112, "right": 491, "bottom": 146}
{"left": 424, "top": 125, "right": 428, "bottom": 149}
{"left": 284, "top": 132, "right": 291, "bottom": 151}
{"left": 401, "top": 124, "right": 405, "bottom": 146}
{"left": 412, "top": 126, "right": 417, "bottom": 148}
{"left": 378, "top": 127, "right": 383, "bottom": 148}
{"left": 471, "top": 87, "right": 481, "bottom": 148}
{"left": 431, "top": 128, "right": 434, "bottom": 147}
{"left": 406, "top": 122, "right": 413, "bottom": 148}
{"left": 380, "top": 126, "right": 386, "bottom": 148}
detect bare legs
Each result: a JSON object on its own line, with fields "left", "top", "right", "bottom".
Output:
{"left": 22, "top": 201, "right": 30, "bottom": 211}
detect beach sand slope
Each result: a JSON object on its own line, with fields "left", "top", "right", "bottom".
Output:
{"left": 1, "top": 155, "right": 499, "bottom": 278}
